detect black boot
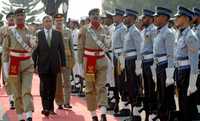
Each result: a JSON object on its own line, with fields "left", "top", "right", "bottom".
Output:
{"left": 100, "top": 114, "right": 107, "bottom": 121}
{"left": 107, "top": 102, "right": 115, "bottom": 111}
{"left": 132, "top": 116, "right": 141, "bottom": 121}
{"left": 92, "top": 116, "right": 98, "bottom": 121}
{"left": 145, "top": 112, "right": 149, "bottom": 121}
{"left": 26, "top": 117, "right": 32, "bottom": 121}
{"left": 114, "top": 109, "right": 130, "bottom": 117}
{"left": 113, "top": 102, "right": 119, "bottom": 113}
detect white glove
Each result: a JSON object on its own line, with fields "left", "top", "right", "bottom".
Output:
{"left": 3, "top": 63, "right": 9, "bottom": 80}
{"left": 197, "top": 105, "right": 200, "bottom": 113}
{"left": 30, "top": 35, "right": 37, "bottom": 49}
{"left": 135, "top": 60, "right": 142, "bottom": 75}
{"left": 119, "top": 55, "right": 125, "bottom": 70}
{"left": 150, "top": 64, "right": 157, "bottom": 83}
{"left": 149, "top": 114, "right": 160, "bottom": 121}
{"left": 78, "top": 64, "right": 84, "bottom": 78}
{"left": 187, "top": 73, "right": 198, "bottom": 96}
{"left": 133, "top": 106, "right": 142, "bottom": 116}
{"left": 0, "top": 46, "right": 3, "bottom": 53}
{"left": 165, "top": 68, "right": 175, "bottom": 87}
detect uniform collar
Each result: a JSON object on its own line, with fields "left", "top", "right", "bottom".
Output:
{"left": 157, "top": 24, "right": 168, "bottom": 33}
{"left": 146, "top": 24, "right": 154, "bottom": 31}
{"left": 115, "top": 22, "right": 124, "bottom": 30}
{"left": 128, "top": 24, "right": 136, "bottom": 30}
{"left": 197, "top": 24, "right": 200, "bottom": 29}
{"left": 88, "top": 23, "right": 103, "bottom": 31}
{"left": 15, "top": 24, "right": 28, "bottom": 30}
{"left": 181, "top": 26, "right": 190, "bottom": 36}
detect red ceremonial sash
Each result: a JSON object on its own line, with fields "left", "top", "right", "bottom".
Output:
{"left": 9, "top": 49, "right": 31, "bottom": 76}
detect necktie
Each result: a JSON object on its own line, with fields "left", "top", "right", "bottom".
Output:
{"left": 47, "top": 30, "right": 51, "bottom": 47}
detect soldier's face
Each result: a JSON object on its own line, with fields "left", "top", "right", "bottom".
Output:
{"left": 43, "top": 17, "right": 53, "bottom": 29}
{"left": 142, "top": 16, "right": 151, "bottom": 26}
{"left": 154, "top": 15, "right": 168, "bottom": 27}
{"left": 90, "top": 15, "right": 100, "bottom": 21}
{"left": 55, "top": 20, "right": 63, "bottom": 30}
{"left": 113, "top": 15, "right": 123, "bottom": 24}
{"left": 192, "top": 16, "right": 197, "bottom": 24}
{"left": 175, "top": 16, "right": 187, "bottom": 28}
{"left": 7, "top": 16, "right": 15, "bottom": 26}
{"left": 90, "top": 15, "right": 100, "bottom": 24}
{"left": 15, "top": 13, "right": 25, "bottom": 24}
{"left": 104, "top": 17, "right": 113, "bottom": 26}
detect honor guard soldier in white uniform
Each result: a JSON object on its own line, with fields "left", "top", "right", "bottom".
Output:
{"left": 193, "top": 7, "right": 200, "bottom": 94}
{"left": 123, "top": 9, "right": 144, "bottom": 121}
{"left": 192, "top": 7, "right": 200, "bottom": 120}
{"left": 140, "top": 9, "right": 157, "bottom": 121}
{"left": 151, "top": 6, "right": 176, "bottom": 121}
{"left": 174, "top": 6, "right": 200, "bottom": 121}
{"left": 102, "top": 11, "right": 116, "bottom": 111}
{"left": 111, "top": 8, "right": 130, "bottom": 116}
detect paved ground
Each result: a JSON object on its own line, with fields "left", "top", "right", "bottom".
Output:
{"left": 0, "top": 75, "right": 120, "bottom": 121}
{"left": 0, "top": 75, "right": 199, "bottom": 121}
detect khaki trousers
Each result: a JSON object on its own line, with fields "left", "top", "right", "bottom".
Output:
{"left": 8, "top": 63, "right": 34, "bottom": 114}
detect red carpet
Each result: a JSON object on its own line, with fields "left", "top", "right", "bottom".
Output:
{"left": 0, "top": 75, "right": 120, "bottom": 121}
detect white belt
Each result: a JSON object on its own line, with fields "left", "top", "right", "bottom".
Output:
{"left": 198, "top": 50, "right": 200, "bottom": 54}
{"left": 156, "top": 56, "right": 167, "bottom": 63}
{"left": 177, "top": 60, "right": 190, "bottom": 67}
{"left": 84, "top": 50, "right": 104, "bottom": 56}
{"left": 10, "top": 51, "right": 31, "bottom": 57}
{"left": 0, "top": 46, "right": 2, "bottom": 53}
{"left": 143, "top": 54, "right": 153, "bottom": 60}
{"left": 74, "top": 46, "right": 78, "bottom": 50}
{"left": 114, "top": 48, "right": 122, "bottom": 54}
{"left": 125, "top": 51, "right": 137, "bottom": 57}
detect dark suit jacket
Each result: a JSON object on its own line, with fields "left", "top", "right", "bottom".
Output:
{"left": 33, "top": 29, "right": 66, "bottom": 74}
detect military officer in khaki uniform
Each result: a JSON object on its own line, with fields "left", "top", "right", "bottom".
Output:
{"left": 2, "top": 8, "right": 36, "bottom": 121}
{"left": 0, "top": 12, "right": 15, "bottom": 110}
{"left": 78, "top": 8, "right": 111, "bottom": 121}
{"left": 54, "top": 13, "right": 74, "bottom": 109}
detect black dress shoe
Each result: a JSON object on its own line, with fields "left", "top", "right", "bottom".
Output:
{"left": 58, "top": 105, "right": 64, "bottom": 109}
{"left": 113, "top": 103, "right": 119, "bottom": 113}
{"left": 41, "top": 110, "right": 49, "bottom": 117}
{"left": 92, "top": 116, "right": 98, "bottom": 121}
{"left": 107, "top": 102, "right": 115, "bottom": 111}
{"left": 133, "top": 116, "right": 142, "bottom": 121}
{"left": 192, "top": 113, "right": 200, "bottom": 120}
{"left": 64, "top": 104, "right": 72, "bottom": 109}
{"left": 78, "top": 92, "right": 85, "bottom": 97}
{"left": 100, "top": 114, "right": 107, "bottom": 121}
{"left": 49, "top": 111, "right": 56, "bottom": 115}
{"left": 26, "top": 117, "right": 32, "bottom": 121}
{"left": 114, "top": 109, "right": 130, "bottom": 117}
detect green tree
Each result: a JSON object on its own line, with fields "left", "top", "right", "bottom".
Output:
{"left": 102, "top": 0, "right": 200, "bottom": 14}
{"left": 1, "top": 0, "right": 44, "bottom": 23}
{"left": 0, "top": 14, "right": 4, "bottom": 27}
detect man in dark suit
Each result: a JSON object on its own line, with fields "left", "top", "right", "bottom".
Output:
{"left": 32, "top": 15, "right": 66, "bottom": 117}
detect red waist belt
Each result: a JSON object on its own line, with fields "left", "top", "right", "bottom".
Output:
{"left": 9, "top": 49, "right": 31, "bottom": 76}
{"left": 83, "top": 48, "right": 104, "bottom": 76}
